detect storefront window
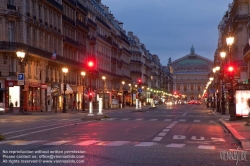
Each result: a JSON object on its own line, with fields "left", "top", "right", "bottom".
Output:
{"left": 28, "top": 87, "right": 41, "bottom": 106}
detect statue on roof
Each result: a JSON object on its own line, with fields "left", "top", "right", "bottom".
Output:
{"left": 190, "top": 45, "right": 195, "bottom": 54}
{"left": 168, "top": 57, "right": 171, "bottom": 64}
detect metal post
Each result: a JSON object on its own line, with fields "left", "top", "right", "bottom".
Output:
{"left": 88, "top": 75, "right": 93, "bottom": 116}
{"left": 20, "top": 61, "right": 24, "bottom": 113}
{"left": 221, "top": 62, "right": 226, "bottom": 114}
{"left": 122, "top": 85, "right": 125, "bottom": 108}
{"left": 228, "top": 46, "right": 236, "bottom": 121}
{"left": 62, "top": 74, "right": 67, "bottom": 113}
{"left": 103, "top": 80, "right": 105, "bottom": 110}
{"left": 82, "top": 76, "right": 85, "bottom": 111}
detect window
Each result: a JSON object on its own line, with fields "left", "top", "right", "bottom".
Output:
{"left": 197, "top": 85, "right": 200, "bottom": 91}
{"left": 184, "top": 86, "right": 187, "bottom": 91}
{"left": 9, "top": 57, "right": 16, "bottom": 72}
{"left": 33, "top": 28, "right": 36, "bottom": 46}
{"left": 191, "top": 85, "right": 193, "bottom": 91}
{"left": 38, "top": 4, "right": 41, "bottom": 19}
{"left": 8, "top": 22, "right": 15, "bottom": 42}
{"left": 7, "top": 0, "right": 14, "bottom": 5}
{"left": 27, "top": 25, "right": 30, "bottom": 44}
{"left": 26, "top": 0, "right": 29, "bottom": 12}
{"left": 32, "top": 0, "right": 35, "bottom": 16}
{"left": 44, "top": 7, "right": 47, "bottom": 22}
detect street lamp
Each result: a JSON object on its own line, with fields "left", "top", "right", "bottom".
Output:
{"left": 16, "top": 50, "right": 25, "bottom": 113}
{"left": 122, "top": 81, "right": 125, "bottom": 108}
{"left": 102, "top": 76, "right": 106, "bottom": 109}
{"left": 81, "top": 71, "right": 86, "bottom": 111}
{"left": 226, "top": 33, "right": 236, "bottom": 121}
{"left": 62, "top": 67, "right": 68, "bottom": 113}
{"left": 220, "top": 51, "right": 226, "bottom": 114}
{"left": 128, "top": 83, "right": 131, "bottom": 106}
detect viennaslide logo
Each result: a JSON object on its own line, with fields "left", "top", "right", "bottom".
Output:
{"left": 220, "top": 146, "right": 248, "bottom": 165}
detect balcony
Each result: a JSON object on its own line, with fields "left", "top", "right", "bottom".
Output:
{"left": 130, "top": 60, "right": 142, "bottom": 65}
{"left": 76, "top": 1, "right": 88, "bottom": 14}
{"left": 63, "top": 36, "right": 79, "bottom": 47}
{"left": 76, "top": 19, "right": 89, "bottom": 32}
{"left": 7, "top": 4, "right": 16, "bottom": 10}
{"left": 45, "top": 0, "right": 63, "bottom": 12}
{"left": 9, "top": 72, "right": 17, "bottom": 77}
{"left": 62, "top": 14, "right": 75, "bottom": 27}
{"left": 87, "top": 19, "right": 97, "bottom": 29}
{"left": 232, "top": 14, "right": 248, "bottom": 23}
{"left": 86, "top": 35, "right": 96, "bottom": 45}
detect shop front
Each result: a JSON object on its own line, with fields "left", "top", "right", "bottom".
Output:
{"left": 24, "top": 81, "right": 42, "bottom": 112}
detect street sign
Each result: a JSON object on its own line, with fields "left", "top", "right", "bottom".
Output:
{"left": 138, "top": 88, "right": 142, "bottom": 93}
{"left": 17, "top": 73, "right": 25, "bottom": 85}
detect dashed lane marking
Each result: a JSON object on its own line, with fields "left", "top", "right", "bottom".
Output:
{"left": 166, "top": 143, "right": 186, "bottom": 148}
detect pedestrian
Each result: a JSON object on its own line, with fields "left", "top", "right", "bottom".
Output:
{"left": 9, "top": 102, "right": 14, "bottom": 113}
{"left": 73, "top": 100, "right": 76, "bottom": 111}
{"left": 77, "top": 101, "right": 80, "bottom": 111}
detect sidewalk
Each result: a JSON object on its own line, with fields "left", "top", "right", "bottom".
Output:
{"left": 211, "top": 110, "right": 250, "bottom": 150}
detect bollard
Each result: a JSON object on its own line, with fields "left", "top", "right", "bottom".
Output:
{"left": 87, "top": 101, "right": 94, "bottom": 116}
{"left": 136, "top": 99, "right": 139, "bottom": 110}
{"left": 98, "top": 98, "right": 103, "bottom": 115}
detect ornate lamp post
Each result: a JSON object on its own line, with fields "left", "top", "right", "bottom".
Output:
{"left": 226, "top": 33, "right": 236, "bottom": 121}
{"left": 220, "top": 51, "right": 226, "bottom": 114}
{"left": 102, "top": 76, "right": 106, "bottom": 109}
{"left": 209, "top": 76, "right": 214, "bottom": 109}
{"left": 122, "top": 81, "right": 125, "bottom": 108}
{"left": 128, "top": 83, "right": 131, "bottom": 106}
{"left": 62, "top": 67, "right": 68, "bottom": 113}
{"left": 16, "top": 50, "right": 25, "bottom": 113}
{"left": 81, "top": 71, "right": 86, "bottom": 111}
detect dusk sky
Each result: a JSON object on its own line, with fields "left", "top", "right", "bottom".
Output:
{"left": 101, "top": 0, "right": 232, "bottom": 65}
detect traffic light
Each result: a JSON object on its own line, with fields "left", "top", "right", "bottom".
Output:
{"left": 174, "top": 91, "right": 177, "bottom": 95}
{"left": 87, "top": 56, "right": 96, "bottom": 70}
{"left": 138, "top": 79, "right": 142, "bottom": 87}
{"left": 226, "top": 64, "right": 235, "bottom": 78}
{"left": 89, "top": 92, "right": 93, "bottom": 101}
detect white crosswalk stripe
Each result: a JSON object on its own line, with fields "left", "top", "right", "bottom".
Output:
{"left": 121, "top": 118, "right": 130, "bottom": 120}
{"left": 149, "top": 119, "right": 157, "bottom": 121}
{"left": 135, "top": 118, "right": 144, "bottom": 121}
{"left": 0, "top": 139, "right": 223, "bottom": 149}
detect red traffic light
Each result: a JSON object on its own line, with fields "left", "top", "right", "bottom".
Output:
{"left": 87, "top": 56, "right": 96, "bottom": 70}
{"left": 88, "top": 61, "right": 94, "bottom": 67}
{"left": 227, "top": 66, "right": 234, "bottom": 72}
{"left": 89, "top": 92, "right": 93, "bottom": 101}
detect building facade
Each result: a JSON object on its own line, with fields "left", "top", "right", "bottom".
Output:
{"left": 0, "top": 0, "right": 172, "bottom": 112}
{"left": 170, "top": 46, "right": 213, "bottom": 101}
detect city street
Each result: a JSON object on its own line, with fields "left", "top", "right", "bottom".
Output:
{"left": 0, "top": 104, "right": 248, "bottom": 166}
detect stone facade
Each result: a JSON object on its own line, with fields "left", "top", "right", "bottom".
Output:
{"left": 170, "top": 46, "right": 213, "bottom": 101}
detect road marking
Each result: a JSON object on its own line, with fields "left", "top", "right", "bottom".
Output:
{"left": 166, "top": 126, "right": 173, "bottom": 128}
{"left": 166, "top": 143, "right": 186, "bottom": 148}
{"left": 149, "top": 119, "right": 157, "bottom": 121}
{"left": 182, "top": 112, "right": 187, "bottom": 116}
{"left": 10, "top": 140, "right": 46, "bottom": 145}
{"left": 152, "top": 137, "right": 163, "bottom": 141}
{"left": 74, "top": 140, "right": 100, "bottom": 145}
{"left": 191, "top": 136, "right": 204, "bottom": 140}
{"left": 135, "top": 118, "right": 143, "bottom": 121}
{"left": 105, "top": 141, "right": 130, "bottom": 146}
{"left": 209, "top": 120, "right": 214, "bottom": 123}
{"left": 158, "top": 132, "right": 167, "bottom": 137}
{"left": 121, "top": 118, "right": 130, "bottom": 120}
{"left": 211, "top": 138, "right": 225, "bottom": 142}
{"left": 5, "top": 121, "right": 94, "bottom": 140}
{"left": 44, "top": 140, "right": 71, "bottom": 145}
{"left": 107, "top": 118, "right": 117, "bottom": 120}
{"left": 193, "top": 120, "right": 201, "bottom": 122}
{"left": 198, "top": 145, "right": 215, "bottom": 150}
{"left": 173, "top": 135, "right": 186, "bottom": 139}
{"left": 179, "top": 119, "right": 186, "bottom": 122}
{"left": 164, "top": 119, "right": 171, "bottom": 121}
{"left": 162, "top": 129, "right": 170, "bottom": 132}
{"left": 135, "top": 142, "right": 157, "bottom": 146}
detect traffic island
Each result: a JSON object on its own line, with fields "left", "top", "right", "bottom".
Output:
{"left": 0, "top": 134, "right": 5, "bottom": 141}
{"left": 81, "top": 114, "right": 109, "bottom": 121}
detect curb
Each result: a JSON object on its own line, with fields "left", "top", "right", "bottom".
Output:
{"left": 219, "top": 118, "right": 250, "bottom": 150}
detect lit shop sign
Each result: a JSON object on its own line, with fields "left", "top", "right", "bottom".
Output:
{"left": 235, "top": 90, "right": 250, "bottom": 117}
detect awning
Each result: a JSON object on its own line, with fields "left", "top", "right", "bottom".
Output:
{"left": 61, "top": 84, "right": 73, "bottom": 94}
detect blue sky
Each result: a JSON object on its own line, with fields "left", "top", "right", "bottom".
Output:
{"left": 101, "top": 0, "right": 232, "bottom": 65}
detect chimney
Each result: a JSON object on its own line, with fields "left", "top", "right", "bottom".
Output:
{"left": 118, "top": 22, "right": 123, "bottom": 29}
